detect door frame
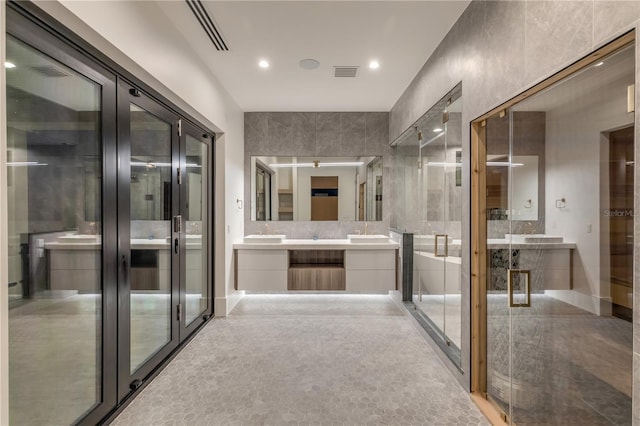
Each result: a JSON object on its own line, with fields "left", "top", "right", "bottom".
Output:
{"left": 470, "top": 30, "right": 635, "bottom": 423}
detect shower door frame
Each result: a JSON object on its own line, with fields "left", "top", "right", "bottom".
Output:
{"left": 470, "top": 30, "right": 636, "bottom": 424}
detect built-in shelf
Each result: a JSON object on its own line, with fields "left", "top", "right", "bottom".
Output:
{"left": 278, "top": 188, "right": 294, "bottom": 220}
{"left": 288, "top": 249, "right": 345, "bottom": 290}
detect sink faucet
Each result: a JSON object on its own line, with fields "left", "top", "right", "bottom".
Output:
{"left": 364, "top": 222, "right": 368, "bottom": 235}
{"left": 264, "top": 223, "right": 272, "bottom": 235}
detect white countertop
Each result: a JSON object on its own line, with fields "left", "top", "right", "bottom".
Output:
{"left": 46, "top": 238, "right": 203, "bottom": 250}
{"left": 234, "top": 238, "right": 399, "bottom": 250}
{"left": 487, "top": 238, "right": 576, "bottom": 249}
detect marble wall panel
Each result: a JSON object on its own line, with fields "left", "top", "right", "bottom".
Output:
{"left": 340, "top": 112, "right": 365, "bottom": 156}
{"left": 244, "top": 112, "right": 390, "bottom": 238}
{"left": 524, "top": 1, "right": 594, "bottom": 84}
{"left": 266, "top": 112, "right": 292, "bottom": 155}
{"left": 316, "top": 112, "right": 341, "bottom": 156}
{"left": 291, "top": 112, "right": 316, "bottom": 156}
{"left": 244, "top": 112, "right": 268, "bottom": 153}
{"left": 594, "top": 1, "right": 640, "bottom": 46}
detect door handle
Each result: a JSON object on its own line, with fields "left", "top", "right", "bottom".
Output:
{"left": 434, "top": 234, "right": 448, "bottom": 257}
{"left": 122, "top": 255, "right": 128, "bottom": 282}
{"left": 174, "top": 238, "right": 179, "bottom": 254}
{"left": 508, "top": 269, "right": 531, "bottom": 307}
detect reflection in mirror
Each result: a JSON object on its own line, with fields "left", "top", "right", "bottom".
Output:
{"left": 486, "top": 154, "right": 539, "bottom": 220}
{"left": 251, "top": 156, "right": 383, "bottom": 221}
{"left": 130, "top": 157, "right": 172, "bottom": 220}
{"left": 255, "top": 162, "right": 272, "bottom": 221}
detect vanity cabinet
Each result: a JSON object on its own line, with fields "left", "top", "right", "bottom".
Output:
{"left": 48, "top": 248, "right": 100, "bottom": 293}
{"left": 235, "top": 241, "right": 398, "bottom": 293}
{"left": 345, "top": 250, "right": 396, "bottom": 292}
{"left": 237, "top": 249, "right": 288, "bottom": 291}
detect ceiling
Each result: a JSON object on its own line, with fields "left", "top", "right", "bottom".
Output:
{"left": 156, "top": 1, "right": 470, "bottom": 112}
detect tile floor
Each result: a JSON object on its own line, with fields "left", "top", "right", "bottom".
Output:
{"left": 113, "top": 294, "right": 489, "bottom": 425}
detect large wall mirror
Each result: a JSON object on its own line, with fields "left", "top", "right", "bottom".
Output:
{"left": 251, "top": 156, "right": 383, "bottom": 221}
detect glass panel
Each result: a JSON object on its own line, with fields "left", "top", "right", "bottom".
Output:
{"left": 413, "top": 113, "right": 447, "bottom": 338}
{"left": 485, "top": 111, "right": 512, "bottom": 417}
{"left": 185, "top": 134, "right": 208, "bottom": 325}
{"left": 129, "top": 103, "right": 172, "bottom": 373}
{"left": 486, "top": 44, "right": 634, "bottom": 424}
{"left": 444, "top": 96, "right": 463, "bottom": 349}
{"left": 7, "top": 36, "right": 102, "bottom": 424}
{"left": 392, "top": 84, "right": 462, "bottom": 364}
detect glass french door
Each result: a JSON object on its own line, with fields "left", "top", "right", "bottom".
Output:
{"left": 482, "top": 40, "right": 634, "bottom": 425}
{"left": 117, "top": 82, "right": 212, "bottom": 399}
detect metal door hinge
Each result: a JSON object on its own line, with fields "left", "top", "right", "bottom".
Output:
{"left": 177, "top": 167, "right": 182, "bottom": 184}
{"left": 174, "top": 215, "right": 182, "bottom": 233}
{"left": 178, "top": 119, "right": 182, "bottom": 136}
{"left": 177, "top": 304, "right": 182, "bottom": 321}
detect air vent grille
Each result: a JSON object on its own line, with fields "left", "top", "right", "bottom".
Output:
{"left": 333, "top": 66, "right": 359, "bottom": 78}
{"left": 30, "top": 65, "right": 69, "bottom": 78}
{"left": 185, "top": 0, "right": 229, "bottom": 51}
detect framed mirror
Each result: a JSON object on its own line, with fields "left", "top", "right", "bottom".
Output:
{"left": 251, "top": 156, "right": 383, "bottom": 221}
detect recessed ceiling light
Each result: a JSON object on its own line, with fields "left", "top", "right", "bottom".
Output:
{"left": 369, "top": 60, "right": 380, "bottom": 70}
{"left": 299, "top": 59, "right": 320, "bottom": 70}
{"left": 258, "top": 60, "right": 269, "bottom": 69}
{"left": 5, "top": 62, "right": 16, "bottom": 69}
{"left": 594, "top": 61, "right": 604, "bottom": 67}
{"left": 433, "top": 127, "right": 443, "bottom": 132}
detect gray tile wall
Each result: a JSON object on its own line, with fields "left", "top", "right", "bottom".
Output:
{"left": 388, "top": 0, "right": 640, "bottom": 403}
{"left": 244, "top": 112, "right": 390, "bottom": 238}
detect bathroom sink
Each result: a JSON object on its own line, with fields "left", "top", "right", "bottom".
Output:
{"left": 57, "top": 234, "right": 101, "bottom": 244}
{"left": 243, "top": 234, "right": 285, "bottom": 243}
{"left": 506, "top": 234, "right": 563, "bottom": 244}
{"left": 347, "top": 234, "right": 390, "bottom": 244}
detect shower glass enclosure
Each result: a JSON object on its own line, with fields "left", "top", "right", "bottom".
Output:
{"left": 392, "top": 84, "right": 463, "bottom": 364}
{"left": 474, "top": 39, "right": 634, "bottom": 425}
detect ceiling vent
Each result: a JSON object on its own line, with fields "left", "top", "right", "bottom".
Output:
{"left": 185, "top": 0, "right": 229, "bottom": 51}
{"left": 333, "top": 66, "right": 359, "bottom": 78}
{"left": 30, "top": 65, "right": 69, "bottom": 78}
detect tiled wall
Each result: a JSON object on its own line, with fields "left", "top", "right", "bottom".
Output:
{"left": 388, "top": 0, "right": 640, "bottom": 399}
{"left": 244, "top": 112, "right": 390, "bottom": 238}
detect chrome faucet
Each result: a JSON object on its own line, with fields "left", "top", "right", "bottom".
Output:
{"left": 364, "top": 222, "right": 368, "bottom": 235}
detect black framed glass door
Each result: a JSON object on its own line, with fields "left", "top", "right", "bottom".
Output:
{"left": 117, "top": 82, "right": 180, "bottom": 399}
{"left": 6, "top": 7, "right": 118, "bottom": 425}
{"left": 180, "top": 121, "right": 213, "bottom": 339}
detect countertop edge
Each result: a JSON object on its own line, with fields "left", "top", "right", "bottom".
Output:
{"left": 234, "top": 240, "right": 399, "bottom": 250}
